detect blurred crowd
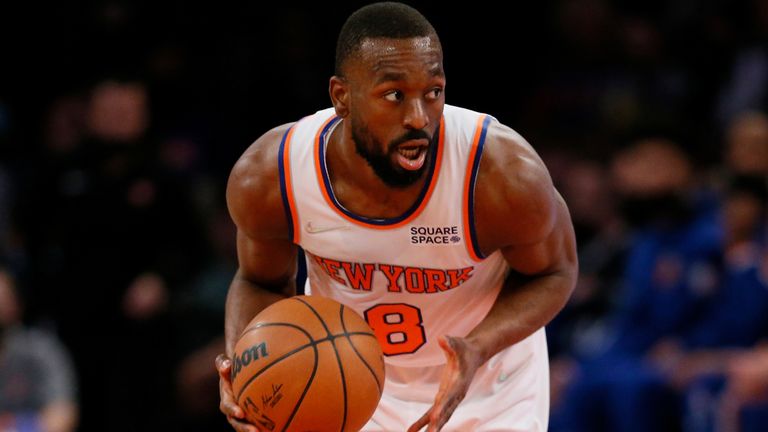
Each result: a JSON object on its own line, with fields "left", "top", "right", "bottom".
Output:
{"left": 547, "top": 124, "right": 768, "bottom": 431}
{"left": 1, "top": 1, "right": 768, "bottom": 431}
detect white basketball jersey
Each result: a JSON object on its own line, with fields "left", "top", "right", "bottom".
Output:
{"left": 280, "top": 105, "right": 512, "bottom": 367}
{"left": 279, "top": 105, "right": 550, "bottom": 430}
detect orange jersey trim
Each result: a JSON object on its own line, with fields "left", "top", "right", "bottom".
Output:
{"left": 463, "top": 115, "right": 491, "bottom": 261}
{"left": 314, "top": 116, "right": 446, "bottom": 230}
{"left": 280, "top": 125, "right": 300, "bottom": 243}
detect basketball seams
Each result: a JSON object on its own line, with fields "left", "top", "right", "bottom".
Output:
{"left": 240, "top": 321, "right": 311, "bottom": 337}
{"left": 341, "top": 311, "right": 385, "bottom": 395}
{"left": 280, "top": 342, "right": 320, "bottom": 432}
{"left": 235, "top": 322, "right": 324, "bottom": 432}
{"left": 294, "top": 296, "right": 335, "bottom": 334}
{"left": 296, "top": 297, "right": 355, "bottom": 431}
{"left": 236, "top": 297, "right": 383, "bottom": 431}
{"left": 234, "top": 322, "right": 318, "bottom": 403}
{"left": 336, "top": 305, "right": 351, "bottom": 432}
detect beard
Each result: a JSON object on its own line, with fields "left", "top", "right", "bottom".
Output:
{"left": 351, "top": 117, "right": 437, "bottom": 188}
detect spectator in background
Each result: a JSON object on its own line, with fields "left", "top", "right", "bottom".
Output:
{"left": 603, "top": 138, "right": 721, "bottom": 358}
{"left": 550, "top": 138, "right": 722, "bottom": 432}
{"left": 724, "top": 111, "right": 768, "bottom": 177}
{"left": 0, "top": 98, "right": 26, "bottom": 294}
{"left": 715, "top": 0, "right": 768, "bottom": 128}
{"left": 19, "top": 78, "right": 207, "bottom": 432}
{"left": 547, "top": 158, "right": 627, "bottom": 407}
{"left": 647, "top": 174, "right": 768, "bottom": 432}
{"left": 553, "top": 143, "right": 768, "bottom": 432}
{"left": 718, "top": 344, "right": 768, "bottom": 431}
{"left": 0, "top": 267, "right": 78, "bottom": 432}
{"left": 173, "top": 208, "right": 237, "bottom": 432}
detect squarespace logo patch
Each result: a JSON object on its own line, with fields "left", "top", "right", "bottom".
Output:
{"left": 410, "top": 225, "right": 461, "bottom": 245}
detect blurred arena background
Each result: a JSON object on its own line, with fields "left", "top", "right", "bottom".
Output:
{"left": 1, "top": 1, "right": 767, "bottom": 431}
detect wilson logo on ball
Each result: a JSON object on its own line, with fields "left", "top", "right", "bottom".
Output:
{"left": 231, "top": 296, "right": 385, "bottom": 431}
{"left": 231, "top": 342, "right": 269, "bottom": 381}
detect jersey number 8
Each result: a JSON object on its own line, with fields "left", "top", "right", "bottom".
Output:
{"left": 364, "top": 303, "right": 426, "bottom": 356}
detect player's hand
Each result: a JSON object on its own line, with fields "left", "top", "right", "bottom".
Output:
{"left": 216, "top": 354, "right": 260, "bottom": 432}
{"left": 407, "top": 336, "right": 483, "bottom": 432}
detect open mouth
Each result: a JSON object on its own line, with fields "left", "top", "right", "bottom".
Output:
{"left": 395, "top": 140, "right": 429, "bottom": 171}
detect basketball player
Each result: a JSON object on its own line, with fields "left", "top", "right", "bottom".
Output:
{"left": 216, "top": 3, "right": 577, "bottom": 431}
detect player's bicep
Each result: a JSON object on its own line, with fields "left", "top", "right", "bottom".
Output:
{"left": 501, "top": 196, "right": 577, "bottom": 277}
{"left": 236, "top": 230, "right": 298, "bottom": 292}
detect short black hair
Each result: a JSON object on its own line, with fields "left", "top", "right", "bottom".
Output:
{"left": 335, "top": 2, "right": 438, "bottom": 76}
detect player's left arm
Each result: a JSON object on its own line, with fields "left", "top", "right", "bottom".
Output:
{"left": 465, "top": 119, "right": 578, "bottom": 360}
{"left": 408, "top": 120, "right": 578, "bottom": 432}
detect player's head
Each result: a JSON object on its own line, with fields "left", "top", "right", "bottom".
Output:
{"left": 330, "top": 2, "right": 445, "bottom": 188}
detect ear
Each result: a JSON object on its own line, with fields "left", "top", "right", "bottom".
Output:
{"left": 329, "top": 76, "right": 350, "bottom": 118}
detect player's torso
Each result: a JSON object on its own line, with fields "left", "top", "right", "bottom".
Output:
{"left": 279, "top": 105, "right": 508, "bottom": 366}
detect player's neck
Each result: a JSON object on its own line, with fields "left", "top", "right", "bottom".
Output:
{"left": 326, "top": 122, "right": 430, "bottom": 219}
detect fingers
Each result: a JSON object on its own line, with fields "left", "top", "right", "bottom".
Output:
{"left": 435, "top": 338, "right": 460, "bottom": 398}
{"left": 407, "top": 410, "right": 431, "bottom": 432}
{"left": 216, "top": 354, "right": 260, "bottom": 431}
{"left": 407, "top": 404, "right": 452, "bottom": 432}
{"left": 407, "top": 336, "right": 471, "bottom": 432}
{"left": 216, "top": 354, "right": 245, "bottom": 420}
{"left": 215, "top": 353, "right": 231, "bottom": 372}
{"left": 226, "top": 415, "right": 260, "bottom": 432}
{"left": 438, "top": 335, "right": 456, "bottom": 351}
{"left": 437, "top": 335, "right": 457, "bottom": 358}
{"left": 432, "top": 393, "right": 463, "bottom": 430}
{"left": 218, "top": 377, "right": 245, "bottom": 419}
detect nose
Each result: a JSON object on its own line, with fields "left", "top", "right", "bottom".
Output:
{"left": 403, "top": 98, "right": 429, "bottom": 130}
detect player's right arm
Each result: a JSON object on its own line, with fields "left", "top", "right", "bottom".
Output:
{"left": 216, "top": 123, "right": 298, "bottom": 432}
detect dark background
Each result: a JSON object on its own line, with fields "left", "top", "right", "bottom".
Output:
{"left": 4, "top": 1, "right": 763, "bottom": 168}
{"left": 1, "top": 1, "right": 767, "bottom": 431}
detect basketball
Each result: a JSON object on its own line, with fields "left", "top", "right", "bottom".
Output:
{"left": 230, "top": 295, "right": 385, "bottom": 431}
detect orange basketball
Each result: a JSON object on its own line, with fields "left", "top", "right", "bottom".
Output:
{"left": 231, "top": 295, "right": 385, "bottom": 431}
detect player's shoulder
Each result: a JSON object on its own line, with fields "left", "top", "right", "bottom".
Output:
{"left": 474, "top": 119, "right": 558, "bottom": 245}
{"left": 230, "top": 123, "right": 293, "bottom": 179}
{"left": 227, "top": 123, "right": 295, "bottom": 239}
{"left": 481, "top": 119, "right": 551, "bottom": 187}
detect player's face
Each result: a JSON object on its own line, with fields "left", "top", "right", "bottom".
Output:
{"left": 344, "top": 36, "right": 445, "bottom": 187}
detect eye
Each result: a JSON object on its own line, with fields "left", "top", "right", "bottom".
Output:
{"left": 383, "top": 90, "right": 403, "bottom": 102}
{"left": 426, "top": 88, "right": 443, "bottom": 100}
